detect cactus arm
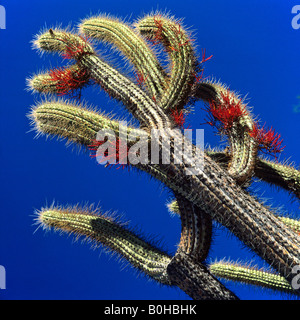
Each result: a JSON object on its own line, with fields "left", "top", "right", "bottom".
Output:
{"left": 38, "top": 205, "right": 172, "bottom": 284}
{"left": 79, "top": 16, "right": 168, "bottom": 98}
{"left": 209, "top": 261, "right": 293, "bottom": 295}
{"left": 255, "top": 158, "right": 300, "bottom": 200}
{"left": 206, "top": 149, "right": 300, "bottom": 200}
{"left": 279, "top": 216, "right": 300, "bottom": 235}
{"left": 27, "top": 64, "right": 91, "bottom": 97}
{"left": 34, "top": 29, "right": 170, "bottom": 129}
{"left": 174, "top": 194, "right": 212, "bottom": 262}
{"left": 38, "top": 205, "right": 238, "bottom": 299}
{"left": 79, "top": 54, "right": 169, "bottom": 128}
{"left": 29, "top": 99, "right": 148, "bottom": 150}
{"left": 195, "top": 81, "right": 258, "bottom": 184}
{"left": 167, "top": 252, "right": 238, "bottom": 300}
{"left": 136, "top": 14, "right": 198, "bottom": 111}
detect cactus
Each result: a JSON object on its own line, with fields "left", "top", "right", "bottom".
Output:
{"left": 27, "top": 12, "right": 300, "bottom": 300}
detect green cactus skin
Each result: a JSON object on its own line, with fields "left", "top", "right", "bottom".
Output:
{"left": 193, "top": 80, "right": 258, "bottom": 184}
{"left": 79, "top": 15, "right": 168, "bottom": 99}
{"left": 38, "top": 205, "right": 172, "bottom": 284}
{"left": 136, "top": 14, "right": 198, "bottom": 112}
{"left": 206, "top": 150, "right": 300, "bottom": 201}
{"left": 174, "top": 194, "right": 212, "bottom": 263}
{"left": 28, "top": 12, "right": 300, "bottom": 299}
{"left": 29, "top": 99, "right": 143, "bottom": 148}
{"left": 38, "top": 205, "right": 237, "bottom": 300}
{"left": 209, "top": 261, "right": 293, "bottom": 295}
{"left": 279, "top": 216, "right": 300, "bottom": 235}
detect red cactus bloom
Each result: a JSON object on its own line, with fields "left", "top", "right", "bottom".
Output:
{"left": 170, "top": 108, "right": 187, "bottom": 129}
{"left": 206, "top": 90, "right": 246, "bottom": 131}
{"left": 61, "top": 34, "right": 92, "bottom": 60}
{"left": 48, "top": 66, "right": 90, "bottom": 98}
{"left": 249, "top": 122, "right": 285, "bottom": 156}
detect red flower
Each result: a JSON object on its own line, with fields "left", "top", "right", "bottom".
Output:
{"left": 48, "top": 66, "right": 90, "bottom": 98}
{"left": 170, "top": 108, "right": 187, "bottom": 129}
{"left": 205, "top": 90, "right": 246, "bottom": 131}
{"left": 249, "top": 123, "right": 285, "bottom": 156}
{"left": 61, "top": 34, "right": 92, "bottom": 60}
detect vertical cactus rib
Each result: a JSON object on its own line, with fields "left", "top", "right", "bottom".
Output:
{"left": 136, "top": 14, "right": 199, "bottom": 111}
{"left": 171, "top": 195, "right": 212, "bottom": 262}
{"left": 38, "top": 205, "right": 172, "bottom": 284}
{"left": 167, "top": 252, "right": 239, "bottom": 300}
{"left": 79, "top": 16, "right": 168, "bottom": 99}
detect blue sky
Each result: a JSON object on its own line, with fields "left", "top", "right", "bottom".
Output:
{"left": 0, "top": 0, "right": 299, "bottom": 300}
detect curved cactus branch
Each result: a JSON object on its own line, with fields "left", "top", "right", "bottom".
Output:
{"left": 173, "top": 194, "right": 212, "bottom": 262}
{"left": 79, "top": 15, "right": 168, "bottom": 99}
{"left": 207, "top": 149, "right": 300, "bottom": 201}
{"left": 194, "top": 81, "right": 258, "bottom": 184}
{"left": 29, "top": 99, "right": 143, "bottom": 148}
{"left": 37, "top": 204, "right": 238, "bottom": 300}
{"left": 38, "top": 205, "right": 172, "bottom": 284}
{"left": 136, "top": 14, "right": 199, "bottom": 112}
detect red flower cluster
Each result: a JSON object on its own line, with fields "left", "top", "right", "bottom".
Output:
{"left": 48, "top": 66, "right": 90, "bottom": 98}
{"left": 206, "top": 90, "right": 246, "bottom": 131}
{"left": 170, "top": 108, "right": 187, "bottom": 129}
{"left": 249, "top": 123, "right": 285, "bottom": 156}
{"left": 204, "top": 89, "right": 285, "bottom": 157}
{"left": 61, "top": 34, "right": 91, "bottom": 60}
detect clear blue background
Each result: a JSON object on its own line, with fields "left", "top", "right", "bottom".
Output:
{"left": 0, "top": 0, "right": 299, "bottom": 300}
